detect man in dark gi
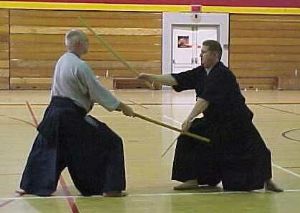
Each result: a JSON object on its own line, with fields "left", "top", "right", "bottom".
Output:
{"left": 138, "top": 40, "right": 282, "bottom": 192}
{"left": 17, "top": 29, "right": 134, "bottom": 197}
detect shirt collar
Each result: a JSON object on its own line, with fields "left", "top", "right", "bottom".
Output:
{"left": 205, "top": 67, "right": 212, "bottom": 75}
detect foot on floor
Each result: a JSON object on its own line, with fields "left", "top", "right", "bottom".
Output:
{"left": 173, "top": 180, "right": 199, "bottom": 190}
{"left": 264, "top": 180, "right": 284, "bottom": 192}
{"left": 15, "top": 189, "right": 27, "bottom": 196}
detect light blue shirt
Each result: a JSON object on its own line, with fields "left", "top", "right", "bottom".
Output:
{"left": 51, "top": 52, "right": 120, "bottom": 112}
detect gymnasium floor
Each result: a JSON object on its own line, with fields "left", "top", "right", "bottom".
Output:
{"left": 0, "top": 89, "right": 300, "bottom": 212}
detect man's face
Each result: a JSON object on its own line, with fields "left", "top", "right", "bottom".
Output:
{"left": 200, "top": 45, "right": 217, "bottom": 69}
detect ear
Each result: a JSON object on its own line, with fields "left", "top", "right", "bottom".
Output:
{"left": 212, "top": 51, "right": 219, "bottom": 58}
{"left": 74, "top": 40, "right": 82, "bottom": 49}
{"left": 76, "top": 40, "right": 82, "bottom": 46}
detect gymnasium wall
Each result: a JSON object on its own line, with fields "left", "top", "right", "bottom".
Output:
{"left": 230, "top": 14, "right": 300, "bottom": 89}
{"left": 0, "top": 9, "right": 9, "bottom": 89}
{"left": 0, "top": 0, "right": 300, "bottom": 89}
{"left": 8, "top": 10, "right": 162, "bottom": 89}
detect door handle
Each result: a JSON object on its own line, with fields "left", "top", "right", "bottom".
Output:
{"left": 195, "top": 57, "right": 198, "bottom": 64}
{"left": 191, "top": 58, "right": 194, "bottom": 64}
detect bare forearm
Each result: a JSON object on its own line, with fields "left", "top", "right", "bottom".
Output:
{"left": 153, "top": 74, "right": 177, "bottom": 86}
{"left": 187, "top": 98, "right": 209, "bottom": 121}
{"left": 181, "top": 98, "right": 209, "bottom": 131}
{"left": 138, "top": 73, "right": 177, "bottom": 86}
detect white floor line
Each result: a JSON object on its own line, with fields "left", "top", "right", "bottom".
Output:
{"left": 1, "top": 189, "right": 300, "bottom": 201}
{"left": 2, "top": 165, "right": 294, "bottom": 203}
{"left": 128, "top": 189, "right": 300, "bottom": 196}
{"left": 272, "top": 163, "right": 300, "bottom": 178}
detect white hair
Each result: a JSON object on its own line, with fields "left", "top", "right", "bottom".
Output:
{"left": 65, "top": 29, "right": 86, "bottom": 50}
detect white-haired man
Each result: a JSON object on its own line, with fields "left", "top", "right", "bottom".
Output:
{"left": 18, "top": 29, "right": 133, "bottom": 197}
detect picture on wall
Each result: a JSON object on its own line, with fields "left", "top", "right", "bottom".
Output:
{"left": 177, "top": 36, "right": 192, "bottom": 48}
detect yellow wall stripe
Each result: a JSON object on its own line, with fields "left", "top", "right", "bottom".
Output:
{"left": 202, "top": 6, "right": 300, "bottom": 15}
{"left": 0, "top": 1, "right": 190, "bottom": 12}
{"left": 0, "top": 1, "right": 300, "bottom": 14}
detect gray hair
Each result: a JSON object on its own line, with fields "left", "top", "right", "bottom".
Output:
{"left": 65, "top": 29, "right": 86, "bottom": 50}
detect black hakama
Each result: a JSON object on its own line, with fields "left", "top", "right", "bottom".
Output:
{"left": 171, "top": 62, "right": 272, "bottom": 191}
{"left": 20, "top": 97, "right": 126, "bottom": 196}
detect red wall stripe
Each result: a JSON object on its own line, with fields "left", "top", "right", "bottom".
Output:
{"left": 5, "top": 0, "right": 300, "bottom": 8}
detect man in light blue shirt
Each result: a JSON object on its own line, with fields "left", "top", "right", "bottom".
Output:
{"left": 18, "top": 29, "right": 134, "bottom": 197}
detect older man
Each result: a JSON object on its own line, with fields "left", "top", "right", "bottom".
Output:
{"left": 139, "top": 40, "right": 282, "bottom": 192}
{"left": 18, "top": 29, "right": 134, "bottom": 197}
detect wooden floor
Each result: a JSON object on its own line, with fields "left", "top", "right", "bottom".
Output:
{"left": 0, "top": 89, "right": 300, "bottom": 213}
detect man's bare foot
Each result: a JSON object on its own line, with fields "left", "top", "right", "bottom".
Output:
{"left": 15, "top": 189, "right": 26, "bottom": 196}
{"left": 103, "top": 191, "right": 127, "bottom": 197}
{"left": 265, "top": 180, "right": 283, "bottom": 192}
{"left": 173, "top": 179, "right": 199, "bottom": 190}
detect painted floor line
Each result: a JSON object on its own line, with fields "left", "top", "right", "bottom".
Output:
{"left": 1, "top": 189, "right": 300, "bottom": 201}
{"left": 129, "top": 189, "right": 300, "bottom": 196}
{"left": 273, "top": 163, "right": 300, "bottom": 179}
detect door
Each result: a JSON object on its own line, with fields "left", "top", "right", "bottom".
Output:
{"left": 172, "top": 25, "right": 218, "bottom": 73}
{"left": 163, "top": 13, "right": 229, "bottom": 75}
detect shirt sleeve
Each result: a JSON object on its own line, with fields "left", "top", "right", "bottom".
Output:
{"left": 77, "top": 62, "right": 120, "bottom": 111}
{"left": 171, "top": 68, "right": 201, "bottom": 92}
{"left": 199, "top": 68, "right": 233, "bottom": 104}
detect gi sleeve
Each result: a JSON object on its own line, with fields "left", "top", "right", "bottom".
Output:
{"left": 77, "top": 62, "right": 120, "bottom": 111}
{"left": 171, "top": 68, "right": 200, "bottom": 92}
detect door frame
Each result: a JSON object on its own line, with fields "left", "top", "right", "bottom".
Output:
{"left": 162, "top": 12, "right": 229, "bottom": 75}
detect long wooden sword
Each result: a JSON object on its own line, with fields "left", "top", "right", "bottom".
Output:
{"left": 134, "top": 112, "right": 210, "bottom": 143}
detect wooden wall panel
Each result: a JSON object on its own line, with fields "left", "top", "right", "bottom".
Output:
{"left": 6, "top": 11, "right": 300, "bottom": 90}
{"left": 230, "top": 14, "right": 300, "bottom": 89}
{"left": 9, "top": 10, "right": 162, "bottom": 89}
{"left": 0, "top": 9, "right": 9, "bottom": 89}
